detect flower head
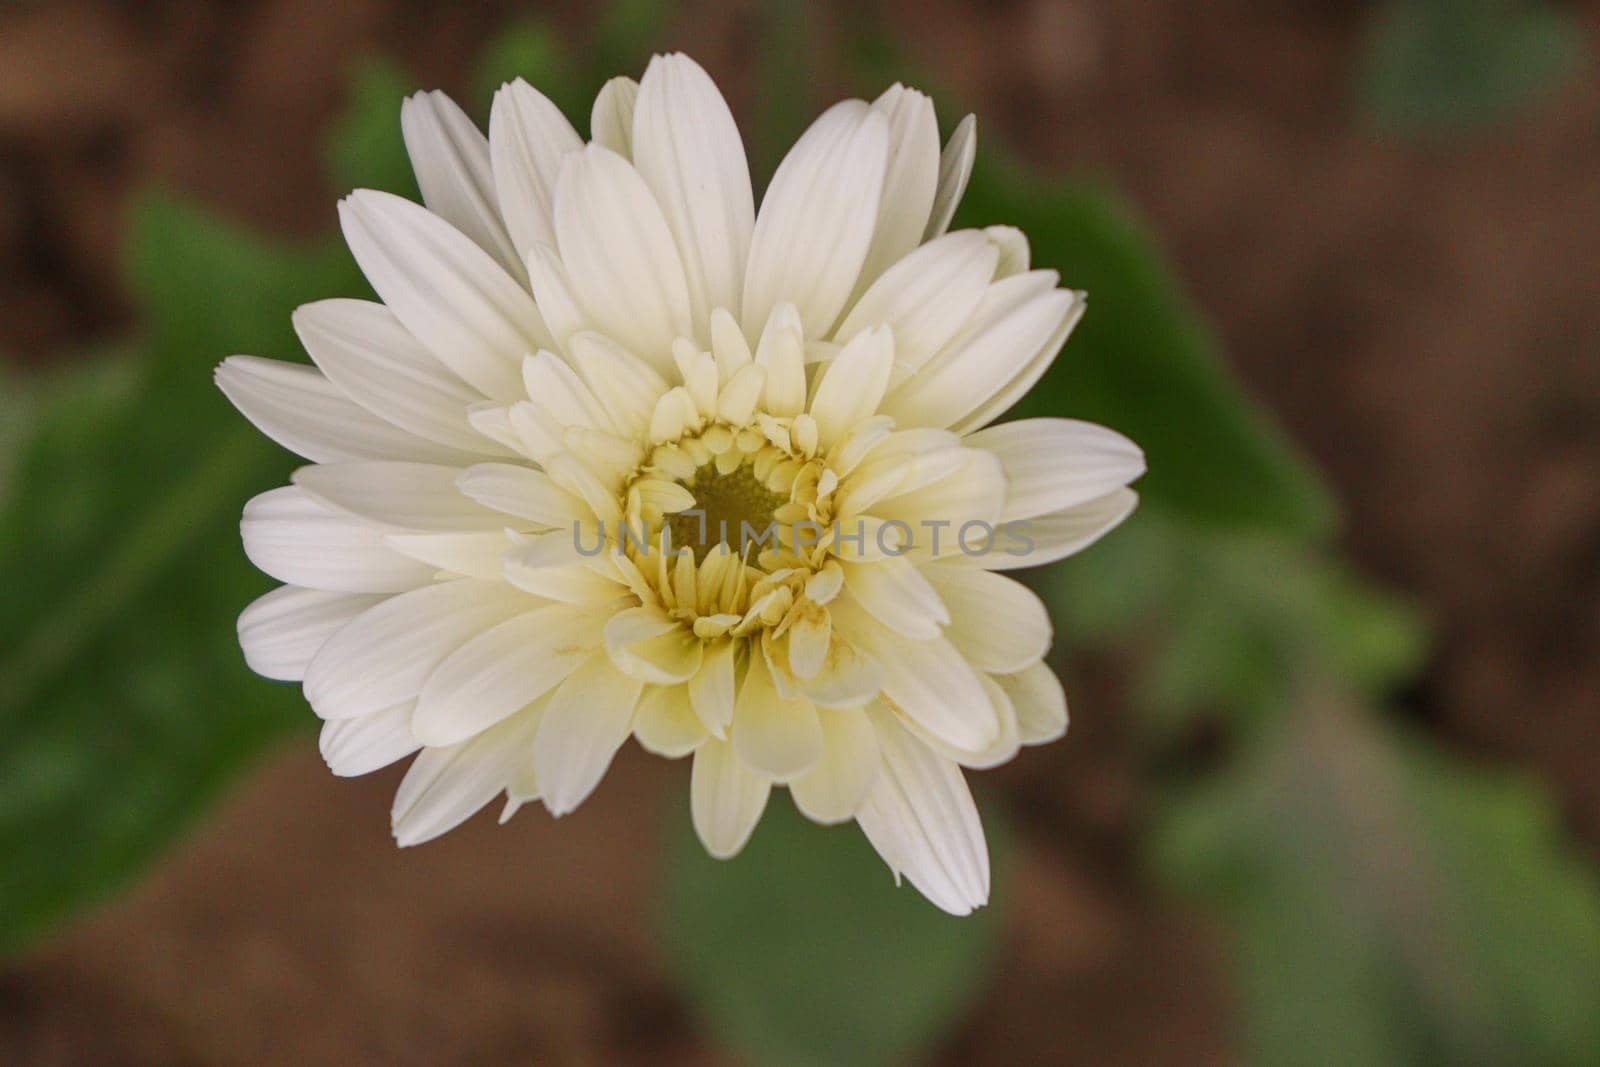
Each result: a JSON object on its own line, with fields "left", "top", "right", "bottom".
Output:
{"left": 218, "top": 54, "right": 1143, "bottom": 915}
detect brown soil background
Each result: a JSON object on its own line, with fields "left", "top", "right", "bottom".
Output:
{"left": 2, "top": 1, "right": 1597, "bottom": 1063}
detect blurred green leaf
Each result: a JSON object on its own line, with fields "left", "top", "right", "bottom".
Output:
{"left": 0, "top": 194, "right": 366, "bottom": 956}
{"left": 1153, "top": 694, "right": 1600, "bottom": 1066}
{"left": 1359, "top": 0, "right": 1584, "bottom": 138}
{"left": 957, "top": 165, "right": 1336, "bottom": 540}
{"left": 1044, "top": 507, "right": 1426, "bottom": 740}
{"left": 472, "top": 18, "right": 587, "bottom": 126}
{"left": 129, "top": 193, "right": 361, "bottom": 367}
{"left": 660, "top": 794, "right": 1008, "bottom": 1067}
{"left": 326, "top": 57, "right": 421, "bottom": 198}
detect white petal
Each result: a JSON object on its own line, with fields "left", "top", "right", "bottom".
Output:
{"left": 216, "top": 356, "right": 471, "bottom": 464}
{"left": 605, "top": 606, "right": 705, "bottom": 684}
{"left": 982, "top": 487, "right": 1139, "bottom": 570}
{"left": 455, "top": 463, "right": 592, "bottom": 526}
{"left": 832, "top": 596, "right": 998, "bottom": 752}
{"left": 523, "top": 245, "right": 588, "bottom": 348}
{"left": 391, "top": 707, "right": 543, "bottom": 846}
{"left": 833, "top": 230, "right": 998, "bottom": 372}
{"left": 488, "top": 78, "right": 583, "bottom": 260}
{"left": 732, "top": 654, "right": 822, "bottom": 780}
{"left": 951, "top": 293, "right": 1087, "bottom": 434}
{"left": 912, "top": 672, "right": 1020, "bottom": 770}
{"left": 241, "top": 486, "right": 435, "bottom": 593}
{"left": 924, "top": 114, "right": 975, "bottom": 241}
{"left": 753, "top": 303, "right": 806, "bottom": 418}
{"left": 338, "top": 189, "right": 549, "bottom": 401}
{"left": 742, "top": 101, "right": 890, "bottom": 339}
{"left": 590, "top": 76, "right": 639, "bottom": 158}
{"left": 964, "top": 417, "right": 1145, "bottom": 522}
{"left": 871, "top": 449, "right": 1006, "bottom": 551}
{"left": 883, "top": 273, "right": 1079, "bottom": 430}
{"left": 294, "top": 461, "right": 504, "bottom": 531}
{"left": 856, "top": 708, "right": 989, "bottom": 916}
{"left": 383, "top": 530, "right": 512, "bottom": 580}
{"left": 633, "top": 53, "right": 755, "bottom": 338}
{"left": 633, "top": 684, "right": 708, "bottom": 757}
{"left": 237, "top": 585, "right": 384, "bottom": 681}
{"left": 925, "top": 565, "right": 1050, "bottom": 673}
{"left": 566, "top": 331, "right": 671, "bottom": 436}
{"left": 534, "top": 651, "right": 645, "bottom": 815}
{"left": 503, "top": 531, "right": 629, "bottom": 603}
{"left": 412, "top": 602, "right": 607, "bottom": 746}
{"left": 304, "top": 578, "right": 529, "bottom": 720}
{"left": 839, "top": 556, "right": 948, "bottom": 640}
{"left": 997, "top": 661, "right": 1068, "bottom": 745}
{"left": 522, "top": 350, "right": 612, "bottom": 431}
{"left": 856, "top": 84, "right": 940, "bottom": 293}
{"left": 554, "top": 144, "right": 693, "bottom": 367}
{"left": 790, "top": 706, "right": 880, "bottom": 824}
{"left": 808, "top": 325, "right": 894, "bottom": 449}
{"left": 691, "top": 736, "right": 771, "bottom": 859}
{"left": 292, "top": 299, "right": 509, "bottom": 456}
{"left": 688, "top": 638, "right": 737, "bottom": 737}
{"left": 320, "top": 701, "right": 418, "bottom": 777}
{"left": 402, "top": 90, "right": 524, "bottom": 280}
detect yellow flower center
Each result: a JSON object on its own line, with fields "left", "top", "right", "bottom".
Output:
{"left": 666, "top": 462, "right": 788, "bottom": 564}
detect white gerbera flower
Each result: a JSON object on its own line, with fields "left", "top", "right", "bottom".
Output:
{"left": 217, "top": 54, "right": 1143, "bottom": 915}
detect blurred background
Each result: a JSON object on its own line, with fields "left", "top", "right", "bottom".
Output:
{"left": 2, "top": 1, "right": 1598, "bottom": 1064}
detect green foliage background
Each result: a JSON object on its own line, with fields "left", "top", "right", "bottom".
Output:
{"left": 0, "top": 5, "right": 1594, "bottom": 1065}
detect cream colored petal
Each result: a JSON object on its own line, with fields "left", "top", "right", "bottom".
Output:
{"left": 391, "top": 706, "right": 544, "bottom": 846}
{"left": 833, "top": 230, "right": 998, "bottom": 373}
{"left": 567, "top": 331, "right": 672, "bottom": 437}
{"left": 855, "top": 706, "right": 989, "bottom": 916}
{"left": 402, "top": 89, "right": 523, "bottom": 280}
{"left": 411, "top": 602, "right": 608, "bottom": 746}
{"left": 790, "top": 706, "right": 880, "bottom": 824}
{"left": 633, "top": 53, "right": 755, "bottom": 339}
{"left": 964, "top": 417, "right": 1145, "bottom": 522}
{"left": 691, "top": 736, "right": 772, "bottom": 859}
{"left": 293, "top": 299, "right": 509, "bottom": 456}
{"left": 590, "top": 76, "right": 639, "bottom": 158}
{"left": 996, "top": 661, "right": 1068, "bottom": 745}
{"left": 882, "top": 272, "right": 1077, "bottom": 430}
{"left": 689, "top": 638, "right": 737, "bottom": 737}
{"left": 304, "top": 579, "right": 529, "bottom": 720}
{"left": 503, "top": 530, "right": 629, "bottom": 603}
{"left": 488, "top": 78, "right": 583, "bottom": 260}
{"left": 237, "top": 585, "right": 384, "bottom": 682}
{"left": 831, "top": 596, "right": 998, "bottom": 752}
{"left": 455, "top": 463, "right": 591, "bottom": 526}
{"left": 292, "top": 461, "right": 504, "bottom": 532}
{"left": 754, "top": 303, "right": 807, "bottom": 418}
{"left": 839, "top": 556, "right": 949, "bottom": 640}
{"left": 216, "top": 356, "right": 478, "bottom": 465}
{"left": 338, "top": 190, "right": 549, "bottom": 401}
{"left": 732, "top": 654, "right": 823, "bottom": 780}
{"left": 742, "top": 101, "right": 890, "bottom": 339}
{"left": 807, "top": 325, "right": 894, "bottom": 450}
{"left": 554, "top": 144, "right": 692, "bottom": 368}
{"left": 606, "top": 605, "right": 706, "bottom": 684}
{"left": 534, "top": 651, "right": 645, "bottom": 815}
{"left": 981, "top": 488, "right": 1139, "bottom": 571}
{"left": 633, "top": 684, "right": 708, "bottom": 757}
{"left": 241, "top": 486, "right": 436, "bottom": 593}
{"left": 384, "top": 530, "right": 513, "bottom": 580}
{"left": 320, "top": 701, "right": 418, "bottom": 777}
{"left": 925, "top": 564, "right": 1050, "bottom": 673}
{"left": 855, "top": 83, "right": 940, "bottom": 294}
{"left": 924, "top": 114, "right": 975, "bottom": 241}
